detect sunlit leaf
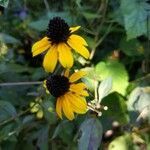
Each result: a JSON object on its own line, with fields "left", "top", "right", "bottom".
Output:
{"left": 98, "top": 77, "right": 113, "bottom": 102}
{"left": 95, "top": 60, "right": 129, "bottom": 95}
{"left": 108, "top": 134, "right": 133, "bottom": 150}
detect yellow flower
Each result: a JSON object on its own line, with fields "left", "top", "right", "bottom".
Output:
{"left": 32, "top": 17, "right": 90, "bottom": 73}
{"left": 44, "top": 70, "right": 89, "bottom": 120}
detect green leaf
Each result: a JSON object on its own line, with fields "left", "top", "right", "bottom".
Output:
{"left": 108, "top": 134, "right": 133, "bottom": 150}
{"left": 0, "top": 0, "right": 9, "bottom": 7}
{"left": 0, "top": 101, "right": 17, "bottom": 122}
{"left": 98, "top": 77, "right": 112, "bottom": 102}
{"left": 101, "top": 92, "right": 129, "bottom": 124}
{"left": 29, "top": 11, "right": 72, "bottom": 31}
{"left": 95, "top": 60, "right": 129, "bottom": 95}
{"left": 119, "top": 38, "right": 144, "bottom": 56}
{"left": 0, "top": 33, "right": 20, "bottom": 44}
{"left": 120, "top": 0, "right": 150, "bottom": 40}
{"left": 128, "top": 86, "right": 150, "bottom": 122}
{"left": 78, "top": 118, "right": 103, "bottom": 150}
{"left": 28, "top": 19, "right": 49, "bottom": 31}
{"left": 128, "top": 86, "right": 150, "bottom": 111}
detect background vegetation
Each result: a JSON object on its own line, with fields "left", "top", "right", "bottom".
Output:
{"left": 0, "top": 0, "right": 150, "bottom": 149}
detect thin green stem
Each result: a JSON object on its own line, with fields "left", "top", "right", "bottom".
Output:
{"left": 0, "top": 81, "right": 42, "bottom": 87}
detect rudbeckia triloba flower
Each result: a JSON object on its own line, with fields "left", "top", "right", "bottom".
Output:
{"left": 32, "top": 17, "right": 90, "bottom": 73}
{"left": 44, "top": 70, "right": 89, "bottom": 120}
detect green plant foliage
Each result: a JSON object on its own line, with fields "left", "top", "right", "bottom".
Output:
{"left": 95, "top": 60, "right": 129, "bottom": 95}
{"left": 78, "top": 118, "right": 103, "bottom": 150}
{"left": 108, "top": 134, "right": 133, "bottom": 150}
{"left": 120, "top": 0, "right": 150, "bottom": 40}
{"left": 101, "top": 92, "right": 129, "bottom": 124}
{"left": 0, "top": 0, "right": 150, "bottom": 149}
{"left": 0, "top": 0, "right": 9, "bottom": 7}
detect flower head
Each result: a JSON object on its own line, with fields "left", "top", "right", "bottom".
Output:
{"left": 44, "top": 70, "right": 89, "bottom": 120}
{"left": 32, "top": 17, "right": 90, "bottom": 73}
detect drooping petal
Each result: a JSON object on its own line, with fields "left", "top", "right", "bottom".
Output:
{"left": 67, "top": 93, "right": 87, "bottom": 114}
{"left": 67, "top": 39, "right": 89, "bottom": 59}
{"left": 62, "top": 95, "right": 74, "bottom": 120}
{"left": 70, "top": 83, "right": 89, "bottom": 96}
{"left": 43, "top": 45, "right": 58, "bottom": 73}
{"left": 69, "top": 71, "right": 87, "bottom": 83}
{"left": 64, "top": 69, "right": 70, "bottom": 77}
{"left": 58, "top": 43, "right": 73, "bottom": 68}
{"left": 69, "top": 26, "right": 81, "bottom": 33}
{"left": 32, "top": 37, "right": 51, "bottom": 57}
{"left": 69, "top": 34, "right": 88, "bottom": 46}
{"left": 56, "top": 97, "right": 63, "bottom": 119}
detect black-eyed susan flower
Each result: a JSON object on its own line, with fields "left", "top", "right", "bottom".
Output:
{"left": 44, "top": 70, "right": 89, "bottom": 120}
{"left": 32, "top": 17, "right": 90, "bottom": 73}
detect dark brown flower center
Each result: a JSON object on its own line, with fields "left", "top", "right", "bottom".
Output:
{"left": 46, "top": 75, "right": 70, "bottom": 97}
{"left": 46, "top": 17, "right": 70, "bottom": 44}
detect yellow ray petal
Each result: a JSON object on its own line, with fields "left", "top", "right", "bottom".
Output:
{"left": 69, "top": 26, "right": 81, "bottom": 33}
{"left": 58, "top": 43, "right": 73, "bottom": 68}
{"left": 62, "top": 95, "right": 74, "bottom": 120}
{"left": 43, "top": 45, "right": 58, "bottom": 73}
{"left": 69, "top": 34, "right": 88, "bottom": 46}
{"left": 56, "top": 97, "right": 63, "bottom": 119}
{"left": 69, "top": 71, "right": 87, "bottom": 83}
{"left": 32, "top": 37, "right": 51, "bottom": 57}
{"left": 70, "top": 83, "right": 89, "bottom": 96}
{"left": 67, "top": 93, "right": 87, "bottom": 114}
{"left": 67, "top": 38, "right": 89, "bottom": 59}
{"left": 64, "top": 69, "right": 70, "bottom": 77}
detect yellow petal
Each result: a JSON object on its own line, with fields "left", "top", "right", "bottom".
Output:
{"left": 58, "top": 43, "right": 73, "bottom": 68}
{"left": 69, "top": 71, "right": 87, "bottom": 83}
{"left": 56, "top": 97, "right": 63, "bottom": 119}
{"left": 36, "top": 110, "right": 44, "bottom": 119}
{"left": 62, "top": 95, "right": 74, "bottom": 120}
{"left": 32, "top": 37, "right": 50, "bottom": 57}
{"left": 67, "top": 93, "right": 87, "bottom": 114}
{"left": 64, "top": 69, "right": 70, "bottom": 77}
{"left": 69, "top": 26, "right": 81, "bottom": 33}
{"left": 70, "top": 83, "right": 89, "bottom": 96}
{"left": 43, "top": 45, "right": 58, "bottom": 73}
{"left": 67, "top": 38, "right": 89, "bottom": 59}
{"left": 69, "top": 34, "right": 88, "bottom": 46}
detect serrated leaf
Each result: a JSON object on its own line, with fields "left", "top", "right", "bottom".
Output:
{"left": 120, "top": 0, "right": 150, "bottom": 40}
{"left": 95, "top": 60, "right": 129, "bottom": 95}
{"left": 78, "top": 118, "right": 103, "bottom": 150}
{"left": 98, "top": 77, "right": 112, "bottom": 102}
{"left": 0, "top": 0, "right": 9, "bottom": 7}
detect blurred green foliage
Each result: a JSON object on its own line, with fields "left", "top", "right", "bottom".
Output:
{"left": 0, "top": 0, "right": 150, "bottom": 149}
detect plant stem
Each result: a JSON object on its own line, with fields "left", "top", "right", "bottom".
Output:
{"left": 0, "top": 81, "right": 42, "bottom": 86}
